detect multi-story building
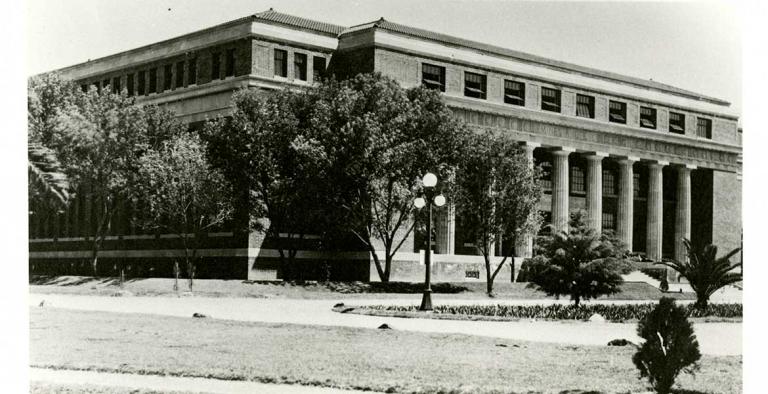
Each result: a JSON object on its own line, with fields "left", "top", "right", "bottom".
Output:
{"left": 29, "top": 9, "right": 742, "bottom": 282}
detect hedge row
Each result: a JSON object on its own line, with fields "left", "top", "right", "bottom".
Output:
{"left": 362, "top": 303, "right": 742, "bottom": 322}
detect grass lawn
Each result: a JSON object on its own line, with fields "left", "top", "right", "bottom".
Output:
{"left": 30, "top": 275, "right": 696, "bottom": 301}
{"left": 30, "top": 382, "right": 195, "bottom": 394}
{"left": 31, "top": 307, "right": 740, "bottom": 394}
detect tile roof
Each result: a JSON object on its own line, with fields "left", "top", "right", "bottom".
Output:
{"left": 253, "top": 9, "right": 346, "bottom": 36}
{"left": 341, "top": 18, "right": 729, "bottom": 106}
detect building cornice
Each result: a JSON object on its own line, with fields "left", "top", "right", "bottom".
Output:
{"left": 446, "top": 96, "right": 741, "bottom": 172}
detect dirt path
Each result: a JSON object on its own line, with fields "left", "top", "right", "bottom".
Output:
{"left": 30, "top": 367, "right": 376, "bottom": 394}
{"left": 28, "top": 293, "right": 741, "bottom": 356}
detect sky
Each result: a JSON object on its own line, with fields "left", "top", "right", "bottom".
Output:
{"left": 26, "top": 0, "right": 742, "bottom": 115}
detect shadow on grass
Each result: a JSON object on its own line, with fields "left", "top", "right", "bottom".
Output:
{"left": 555, "top": 388, "right": 708, "bottom": 394}
{"left": 30, "top": 275, "right": 143, "bottom": 287}
{"left": 240, "top": 280, "right": 470, "bottom": 294}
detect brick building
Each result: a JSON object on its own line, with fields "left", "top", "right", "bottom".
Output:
{"left": 29, "top": 10, "right": 742, "bottom": 282}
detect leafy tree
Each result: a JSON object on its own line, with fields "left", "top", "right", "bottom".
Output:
{"left": 525, "top": 210, "right": 631, "bottom": 306}
{"left": 306, "top": 74, "right": 468, "bottom": 282}
{"left": 454, "top": 130, "right": 542, "bottom": 294}
{"left": 657, "top": 238, "right": 742, "bottom": 310}
{"left": 28, "top": 73, "right": 80, "bottom": 211}
{"left": 633, "top": 297, "right": 701, "bottom": 394}
{"left": 136, "top": 133, "right": 233, "bottom": 291}
{"left": 205, "top": 74, "right": 467, "bottom": 282}
{"left": 39, "top": 80, "right": 181, "bottom": 276}
{"left": 204, "top": 88, "right": 327, "bottom": 277}
{"left": 28, "top": 73, "right": 82, "bottom": 146}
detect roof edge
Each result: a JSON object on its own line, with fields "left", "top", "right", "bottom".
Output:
{"left": 343, "top": 19, "right": 730, "bottom": 107}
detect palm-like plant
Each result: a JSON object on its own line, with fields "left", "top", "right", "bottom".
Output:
{"left": 525, "top": 211, "right": 632, "bottom": 306}
{"left": 28, "top": 143, "right": 71, "bottom": 206}
{"left": 657, "top": 238, "right": 741, "bottom": 310}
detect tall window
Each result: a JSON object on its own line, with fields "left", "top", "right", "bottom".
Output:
{"left": 602, "top": 169, "right": 617, "bottom": 196}
{"left": 226, "top": 48, "right": 236, "bottom": 77}
{"left": 602, "top": 212, "right": 616, "bottom": 231}
{"left": 539, "top": 162, "right": 552, "bottom": 191}
{"left": 633, "top": 172, "right": 648, "bottom": 198}
{"left": 541, "top": 87, "right": 561, "bottom": 113}
{"left": 464, "top": 72, "right": 486, "bottom": 99}
{"left": 294, "top": 53, "right": 307, "bottom": 81}
{"left": 313, "top": 56, "right": 326, "bottom": 81}
{"left": 669, "top": 112, "right": 685, "bottom": 134}
{"left": 137, "top": 70, "right": 146, "bottom": 95}
{"left": 609, "top": 100, "right": 626, "bottom": 124}
{"left": 640, "top": 106, "right": 656, "bottom": 129}
{"left": 148, "top": 68, "right": 157, "bottom": 94}
{"left": 422, "top": 63, "right": 445, "bottom": 92}
{"left": 127, "top": 74, "right": 134, "bottom": 97}
{"left": 697, "top": 118, "right": 712, "bottom": 139}
{"left": 175, "top": 61, "right": 184, "bottom": 88}
{"left": 274, "top": 49, "right": 287, "bottom": 78}
{"left": 102, "top": 79, "right": 110, "bottom": 91}
{"left": 504, "top": 80, "right": 525, "bottom": 106}
{"left": 576, "top": 94, "right": 595, "bottom": 118}
{"left": 571, "top": 166, "right": 585, "bottom": 194}
{"left": 211, "top": 52, "right": 221, "bottom": 80}
{"left": 163, "top": 65, "right": 172, "bottom": 91}
{"left": 112, "top": 77, "right": 121, "bottom": 94}
{"left": 187, "top": 58, "right": 197, "bottom": 85}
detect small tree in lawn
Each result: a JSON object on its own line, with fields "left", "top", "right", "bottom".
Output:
{"left": 454, "top": 130, "right": 542, "bottom": 295}
{"left": 633, "top": 297, "right": 701, "bottom": 394}
{"left": 526, "top": 210, "right": 631, "bottom": 306}
{"left": 137, "top": 133, "right": 233, "bottom": 291}
{"left": 657, "top": 238, "right": 742, "bottom": 310}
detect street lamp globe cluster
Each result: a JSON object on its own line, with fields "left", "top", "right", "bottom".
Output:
{"left": 413, "top": 171, "right": 446, "bottom": 311}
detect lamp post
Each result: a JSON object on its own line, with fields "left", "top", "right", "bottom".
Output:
{"left": 414, "top": 172, "right": 446, "bottom": 311}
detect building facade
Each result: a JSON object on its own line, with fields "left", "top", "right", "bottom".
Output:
{"left": 29, "top": 10, "right": 742, "bottom": 282}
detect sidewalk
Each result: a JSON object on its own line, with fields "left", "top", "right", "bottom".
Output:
{"left": 28, "top": 293, "right": 742, "bottom": 356}
{"left": 30, "top": 367, "right": 377, "bottom": 394}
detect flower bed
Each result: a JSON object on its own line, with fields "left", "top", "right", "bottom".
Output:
{"left": 358, "top": 303, "right": 741, "bottom": 322}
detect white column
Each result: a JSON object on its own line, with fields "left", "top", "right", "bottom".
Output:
{"left": 585, "top": 152, "right": 608, "bottom": 233}
{"left": 551, "top": 147, "right": 574, "bottom": 234}
{"left": 435, "top": 203, "right": 455, "bottom": 255}
{"left": 617, "top": 157, "right": 638, "bottom": 251}
{"left": 646, "top": 160, "right": 668, "bottom": 261}
{"left": 515, "top": 142, "right": 540, "bottom": 258}
{"left": 674, "top": 164, "right": 695, "bottom": 265}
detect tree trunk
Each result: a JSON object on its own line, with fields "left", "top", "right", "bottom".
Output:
{"left": 383, "top": 243, "right": 392, "bottom": 283}
{"left": 173, "top": 261, "right": 180, "bottom": 292}
{"left": 484, "top": 255, "right": 494, "bottom": 295}
{"left": 694, "top": 294, "right": 709, "bottom": 311}
{"left": 510, "top": 259, "right": 516, "bottom": 283}
{"left": 370, "top": 244, "right": 387, "bottom": 282}
{"left": 91, "top": 237, "right": 101, "bottom": 278}
{"left": 573, "top": 294, "right": 581, "bottom": 307}
{"left": 185, "top": 251, "right": 194, "bottom": 292}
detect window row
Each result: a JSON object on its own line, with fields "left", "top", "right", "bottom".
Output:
{"left": 420, "top": 63, "right": 713, "bottom": 139}
{"left": 273, "top": 48, "right": 327, "bottom": 82}
{"left": 79, "top": 47, "right": 246, "bottom": 98}
{"left": 539, "top": 163, "right": 649, "bottom": 198}
{"left": 569, "top": 167, "right": 619, "bottom": 196}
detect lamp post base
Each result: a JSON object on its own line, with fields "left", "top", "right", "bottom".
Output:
{"left": 419, "top": 289, "right": 433, "bottom": 311}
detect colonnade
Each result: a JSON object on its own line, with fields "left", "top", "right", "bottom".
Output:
{"left": 432, "top": 144, "right": 696, "bottom": 264}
